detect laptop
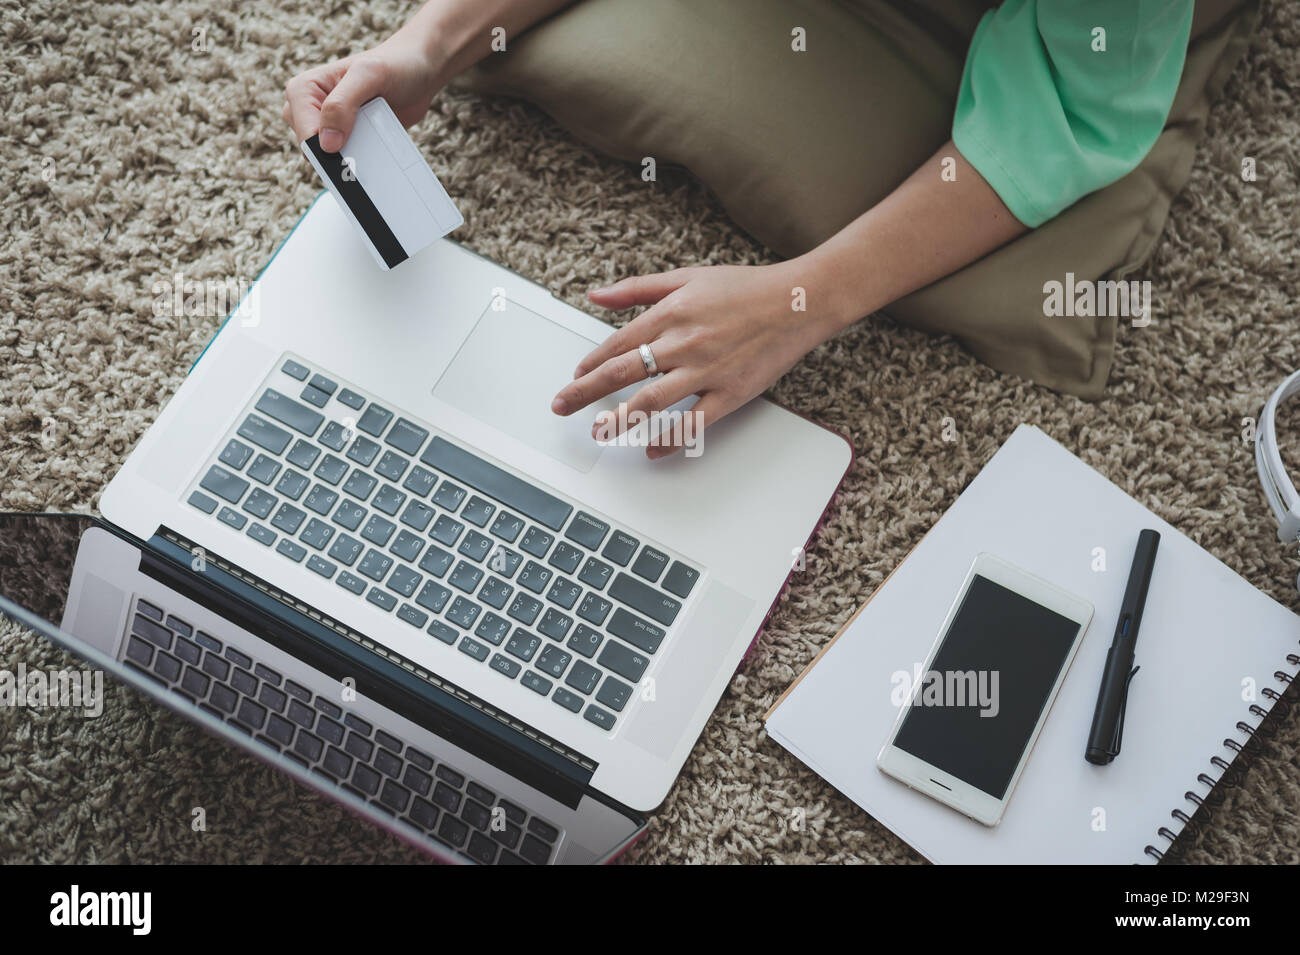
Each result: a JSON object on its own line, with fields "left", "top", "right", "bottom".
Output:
{"left": 0, "top": 194, "right": 851, "bottom": 864}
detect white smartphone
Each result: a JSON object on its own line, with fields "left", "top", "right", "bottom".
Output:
{"left": 876, "top": 553, "right": 1093, "bottom": 826}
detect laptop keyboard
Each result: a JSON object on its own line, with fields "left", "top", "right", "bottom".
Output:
{"left": 123, "top": 596, "right": 560, "bottom": 864}
{"left": 183, "top": 357, "right": 702, "bottom": 735}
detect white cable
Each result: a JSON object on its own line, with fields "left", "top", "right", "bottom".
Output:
{"left": 1254, "top": 369, "right": 1300, "bottom": 595}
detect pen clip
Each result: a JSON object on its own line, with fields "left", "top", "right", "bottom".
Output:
{"left": 1107, "top": 665, "right": 1141, "bottom": 758}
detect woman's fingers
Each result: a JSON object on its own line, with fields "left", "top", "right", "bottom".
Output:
{"left": 588, "top": 270, "right": 690, "bottom": 311}
{"left": 554, "top": 346, "right": 656, "bottom": 416}
{"left": 284, "top": 61, "right": 348, "bottom": 144}
{"left": 318, "top": 58, "right": 386, "bottom": 152}
{"left": 592, "top": 369, "right": 698, "bottom": 439}
{"left": 645, "top": 391, "right": 738, "bottom": 460}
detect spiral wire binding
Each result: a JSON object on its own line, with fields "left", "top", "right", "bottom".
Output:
{"left": 1144, "top": 637, "right": 1299, "bottom": 862}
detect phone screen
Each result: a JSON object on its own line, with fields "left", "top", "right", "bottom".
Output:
{"left": 892, "top": 574, "right": 1082, "bottom": 799}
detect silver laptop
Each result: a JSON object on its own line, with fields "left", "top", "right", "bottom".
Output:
{"left": 2, "top": 195, "right": 851, "bottom": 863}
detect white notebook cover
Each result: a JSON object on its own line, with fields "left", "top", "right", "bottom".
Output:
{"left": 766, "top": 425, "right": 1299, "bottom": 864}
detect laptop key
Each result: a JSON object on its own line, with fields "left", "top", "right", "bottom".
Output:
{"left": 167, "top": 616, "right": 193, "bottom": 638}
{"left": 209, "top": 683, "right": 238, "bottom": 714}
{"left": 316, "top": 717, "right": 345, "bottom": 745}
{"left": 431, "top": 515, "right": 464, "bottom": 547}
{"left": 181, "top": 666, "right": 210, "bottom": 698}
{"left": 343, "top": 470, "right": 377, "bottom": 501}
{"left": 466, "top": 832, "right": 498, "bottom": 865}
{"left": 606, "top": 607, "right": 666, "bottom": 653}
{"left": 576, "top": 592, "right": 612, "bottom": 626}
{"left": 337, "top": 571, "right": 366, "bottom": 595}
{"left": 258, "top": 683, "right": 287, "bottom": 712}
{"left": 385, "top": 417, "right": 429, "bottom": 455}
{"left": 461, "top": 799, "right": 492, "bottom": 831}
{"left": 307, "top": 373, "right": 337, "bottom": 396}
{"left": 409, "top": 796, "right": 439, "bottom": 831}
{"left": 380, "top": 779, "right": 412, "bottom": 813}
{"left": 372, "top": 484, "right": 406, "bottom": 516}
{"left": 336, "top": 387, "right": 365, "bottom": 410}
{"left": 219, "top": 438, "right": 254, "bottom": 469}
{"left": 174, "top": 637, "right": 202, "bottom": 665}
{"left": 314, "top": 454, "right": 348, "bottom": 485}
{"left": 333, "top": 500, "right": 366, "bottom": 531}
{"left": 520, "top": 526, "right": 554, "bottom": 558}
{"left": 506, "top": 593, "right": 542, "bottom": 626}
{"left": 390, "top": 529, "right": 425, "bottom": 562}
{"left": 275, "top": 469, "right": 310, "bottom": 500}
{"left": 246, "top": 523, "right": 276, "bottom": 547}
{"left": 517, "top": 561, "right": 552, "bottom": 594}
{"left": 448, "top": 561, "right": 483, "bottom": 594}
{"left": 474, "top": 613, "right": 511, "bottom": 645}
{"left": 609, "top": 573, "right": 681, "bottom": 626}
{"left": 437, "top": 814, "right": 470, "bottom": 849}
{"left": 201, "top": 653, "right": 230, "bottom": 681}
{"left": 596, "top": 675, "right": 633, "bottom": 712}
{"left": 236, "top": 698, "right": 268, "bottom": 731}
{"left": 458, "top": 530, "right": 492, "bottom": 562}
{"left": 546, "top": 577, "right": 581, "bottom": 610}
{"left": 565, "top": 511, "right": 610, "bottom": 550}
{"left": 352, "top": 764, "right": 381, "bottom": 796}
{"left": 304, "top": 485, "right": 339, "bottom": 516}
{"left": 284, "top": 440, "right": 318, "bottom": 471}
{"left": 374, "top": 748, "right": 402, "bottom": 778}
{"left": 271, "top": 503, "right": 307, "bottom": 535}
{"left": 319, "top": 421, "right": 350, "bottom": 452}
{"left": 630, "top": 547, "right": 670, "bottom": 583}
{"left": 458, "top": 637, "right": 490, "bottom": 662}
{"left": 487, "top": 546, "right": 522, "bottom": 578}
{"left": 565, "top": 660, "right": 601, "bottom": 695}
{"left": 535, "top": 644, "right": 572, "bottom": 679}
{"left": 601, "top": 530, "right": 639, "bottom": 567}
{"left": 375, "top": 450, "right": 407, "bottom": 482}
{"left": 421, "top": 437, "right": 572, "bottom": 531}
{"left": 505, "top": 628, "right": 541, "bottom": 662}
{"left": 366, "top": 587, "right": 397, "bottom": 612}
{"left": 479, "top": 576, "right": 513, "bottom": 610}
{"left": 397, "top": 603, "right": 429, "bottom": 628}
{"left": 300, "top": 385, "right": 329, "bottom": 408}
{"left": 361, "top": 515, "right": 396, "bottom": 547}
{"left": 567, "top": 624, "right": 602, "bottom": 659}
{"left": 357, "top": 404, "right": 393, "bottom": 437}
{"left": 662, "top": 560, "right": 700, "bottom": 598}
{"left": 428, "top": 620, "right": 458, "bottom": 646}
{"left": 403, "top": 765, "right": 432, "bottom": 796}
{"left": 247, "top": 454, "right": 281, "bottom": 485}
{"left": 255, "top": 389, "right": 324, "bottom": 437}
{"left": 322, "top": 746, "right": 353, "bottom": 780}
{"left": 521, "top": 671, "right": 553, "bottom": 695}
{"left": 125, "top": 635, "right": 154, "bottom": 666}
{"left": 132, "top": 614, "right": 172, "bottom": 649}
{"left": 528, "top": 817, "right": 561, "bottom": 843}
{"left": 578, "top": 557, "right": 613, "bottom": 590}
{"left": 237, "top": 414, "right": 293, "bottom": 455}
{"left": 489, "top": 512, "right": 524, "bottom": 542}
{"left": 153, "top": 651, "right": 182, "bottom": 683}
{"left": 187, "top": 490, "right": 218, "bottom": 514}
{"left": 598, "top": 640, "right": 650, "bottom": 683}
{"left": 201, "top": 465, "right": 249, "bottom": 504}
{"left": 489, "top": 653, "right": 521, "bottom": 679}
{"left": 300, "top": 519, "right": 334, "bottom": 550}
{"left": 552, "top": 687, "right": 583, "bottom": 713}
{"left": 415, "top": 580, "right": 452, "bottom": 614}
{"left": 328, "top": 534, "right": 363, "bottom": 566}
{"left": 194, "top": 631, "right": 221, "bottom": 653}
{"left": 537, "top": 608, "right": 572, "bottom": 641}
{"left": 418, "top": 545, "right": 454, "bottom": 578}
{"left": 548, "top": 542, "right": 584, "bottom": 575}
{"left": 387, "top": 565, "right": 421, "bottom": 598}
{"left": 402, "top": 465, "right": 438, "bottom": 497}
{"left": 431, "top": 481, "right": 466, "bottom": 511}
{"left": 584, "top": 705, "right": 616, "bottom": 731}
{"left": 446, "top": 596, "right": 481, "bottom": 629}
{"left": 282, "top": 359, "right": 310, "bottom": 380}
{"left": 243, "top": 488, "right": 277, "bottom": 519}
{"left": 462, "top": 496, "right": 495, "bottom": 527}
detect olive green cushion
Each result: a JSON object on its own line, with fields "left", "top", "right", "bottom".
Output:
{"left": 456, "top": 0, "right": 1258, "bottom": 397}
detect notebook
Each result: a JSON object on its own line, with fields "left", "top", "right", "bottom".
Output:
{"left": 765, "top": 424, "right": 1299, "bottom": 864}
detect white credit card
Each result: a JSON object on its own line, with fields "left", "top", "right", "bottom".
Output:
{"left": 301, "top": 97, "right": 463, "bottom": 270}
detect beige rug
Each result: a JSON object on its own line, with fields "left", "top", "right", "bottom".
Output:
{"left": 1, "top": 0, "right": 1297, "bottom": 864}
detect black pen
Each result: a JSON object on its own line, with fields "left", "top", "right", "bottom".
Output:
{"left": 1085, "top": 528, "right": 1161, "bottom": 765}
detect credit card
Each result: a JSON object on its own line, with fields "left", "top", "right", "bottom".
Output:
{"left": 301, "top": 97, "right": 463, "bottom": 270}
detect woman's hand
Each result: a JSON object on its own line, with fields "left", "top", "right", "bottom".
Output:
{"left": 552, "top": 262, "right": 851, "bottom": 458}
{"left": 283, "top": 29, "right": 447, "bottom": 152}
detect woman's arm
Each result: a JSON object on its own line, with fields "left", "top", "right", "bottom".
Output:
{"left": 284, "top": 0, "right": 576, "bottom": 151}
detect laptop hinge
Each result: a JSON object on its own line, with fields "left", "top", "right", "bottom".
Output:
{"left": 144, "top": 526, "right": 599, "bottom": 810}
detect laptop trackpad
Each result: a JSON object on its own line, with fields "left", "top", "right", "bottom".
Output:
{"left": 433, "top": 300, "right": 625, "bottom": 473}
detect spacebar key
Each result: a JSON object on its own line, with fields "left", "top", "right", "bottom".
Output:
{"left": 420, "top": 437, "right": 572, "bottom": 531}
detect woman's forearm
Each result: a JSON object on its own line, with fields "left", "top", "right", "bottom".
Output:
{"left": 798, "top": 141, "right": 1028, "bottom": 337}
{"left": 406, "top": 0, "right": 578, "bottom": 86}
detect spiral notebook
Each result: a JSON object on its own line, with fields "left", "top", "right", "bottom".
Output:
{"left": 765, "top": 425, "right": 1299, "bottom": 864}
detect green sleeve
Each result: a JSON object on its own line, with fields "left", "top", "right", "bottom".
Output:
{"left": 952, "top": 0, "right": 1193, "bottom": 228}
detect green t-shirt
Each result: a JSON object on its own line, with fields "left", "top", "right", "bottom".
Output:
{"left": 953, "top": 0, "right": 1194, "bottom": 227}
